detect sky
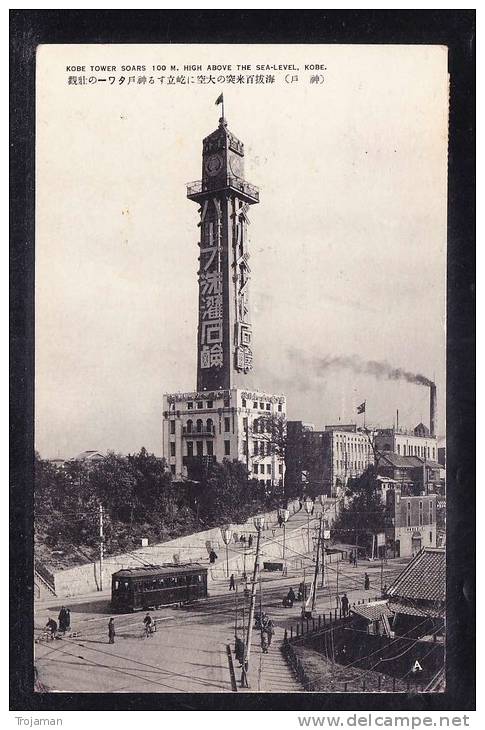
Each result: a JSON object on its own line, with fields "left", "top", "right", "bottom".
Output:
{"left": 35, "top": 44, "right": 448, "bottom": 458}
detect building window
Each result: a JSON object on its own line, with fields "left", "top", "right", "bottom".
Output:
{"left": 170, "top": 442, "right": 176, "bottom": 457}
{"left": 243, "top": 417, "right": 248, "bottom": 431}
{"left": 253, "top": 401, "right": 258, "bottom": 409}
{"left": 242, "top": 398, "right": 247, "bottom": 408}
{"left": 253, "top": 441, "right": 259, "bottom": 456}
{"left": 432, "top": 447, "right": 436, "bottom": 459}
{"left": 170, "top": 420, "right": 175, "bottom": 435}
{"left": 419, "top": 501, "right": 423, "bottom": 526}
{"left": 187, "top": 402, "right": 193, "bottom": 410}
{"left": 266, "top": 464, "right": 271, "bottom": 474}
{"left": 186, "top": 419, "right": 193, "bottom": 433}
{"left": 243, "top": 441, "right": 248, "bottom": 456}
{"left": 260, "top": 402, "right": 264, "bottom": 410}
{"left": 196, "top": 419, "right": 203, "bottom": 432}
{"left": 206, "top": 418, "right": 214, "bottom": 434}
{"left": 429, "top": 501, "right": 433, "bottom": 522}
{"left": 279, "top": 464, "right": 283, "bottom": 474}
{"left": 224, "top": 417, "right": 230, "bottom": 432}
{"left": 224, "top": 397, "right": 230, "bottom": 408}
{"left": 170, "top": 465, "right": 176, "bottom": 475}
{"left": 253, "top": 464, "right": 258, "bottom": 475}
{"left": 266, "top": 403, "right": 271, "bottom": 411}
{"left": 196, "top": 441, "right": 203, "bottom": 456}
{"left": 278, "top": 404, "right": 282, "bottom": 412}
{"left": 187, "top": 441, "right": 193, "bottom": 457}
{"left": 260, "top": 441, "right": 265, "bottom": 457}
{"left": 206, "top": 441, "right": 213, "bottom": 456}
{"left": 197, "top": 401, "right": 203, "bottom": 409}
{"left": 397, "top": 444, "right": 400, "bottom": 454}
{"left": 430, "top": 532, "right": 433, "bottom": 543}
{"left": 224, "top": 440, "right": 230, "bottom": 456}
{"left": 207, "top": 400, "right": 213, "bottom": 409}
{"left": 407, "top": 501, "right": 411, "bottom": 527}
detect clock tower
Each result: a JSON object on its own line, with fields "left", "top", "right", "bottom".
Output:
{"left": 187, "top": 114, "right": 259, "bottom": 392}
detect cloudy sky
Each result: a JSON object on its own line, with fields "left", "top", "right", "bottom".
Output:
{"left": 36, "top": 44, "right": 448, "bottom": 458}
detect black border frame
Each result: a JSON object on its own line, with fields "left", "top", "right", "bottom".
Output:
{"left": 10, "top": 9, "right": 475, "bottom": 712}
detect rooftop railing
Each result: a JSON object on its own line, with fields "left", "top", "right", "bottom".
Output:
{"left": 186, "top": 176, "right": 259, "bottom": 201}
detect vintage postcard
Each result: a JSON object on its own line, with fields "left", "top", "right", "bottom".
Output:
{"left": 31, "top": 42, "right": 450, "bottom": 697}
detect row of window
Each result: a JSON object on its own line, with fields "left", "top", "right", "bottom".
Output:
{"left": 114, "top": 575, "right": 203, "bottom": 591}
{"left": 406, "top": 500, "right": 434, "bottom": 527}
{"left": 178, "top": 398, "right": 284, "bottom": 413}
{"left": 241, "top": 398, "right": 283, "bottom": 412}
{"left": 335, "top": 460, "right": 366, "bottom": 471}
{"left": 336, "top": 441, "right": 371, "bottom": 454}
{"left": 397, "top": 443, "right": 436, "bottom": 459}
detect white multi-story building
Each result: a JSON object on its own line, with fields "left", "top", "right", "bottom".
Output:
{"left": 374, "top": 426, "right": 438, "bottom": 462}
{"left": 162, "top": 389, "right": 286, "bottom": 488}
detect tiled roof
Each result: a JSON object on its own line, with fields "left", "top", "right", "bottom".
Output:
{"left": 379, "top": 453, "right": 423, "bottom": 468}
{"left": 388, "top": 598, "right": 444, "bottom": 619}
{"left": 350, "top": 601, "right": 394, "bottom": 622}
{"left": 387, "top": 548, "right": 445, "bottom": 604}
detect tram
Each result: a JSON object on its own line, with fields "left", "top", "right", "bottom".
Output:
{"left": 110, "top": 562, "right": 208, "bottom": 613}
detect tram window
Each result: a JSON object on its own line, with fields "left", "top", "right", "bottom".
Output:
{"left": 197, "top": 575, "right": 202, "bottom": 583}
{"left": 123, "top": 581, "right": 130, "bottom": 591}
{"left": 114, "top": 580, "right": 119, "bottom": 591}
{"left": 144, "top": 581, "right": 152, "bottom": 591}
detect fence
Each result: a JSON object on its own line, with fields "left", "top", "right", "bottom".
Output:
{"left": 282, "top": 597, "right": 440, "bottom": 693}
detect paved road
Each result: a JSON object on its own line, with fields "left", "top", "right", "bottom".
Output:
{"left": 35, "top": 544, "right": 410, "bottom": 693}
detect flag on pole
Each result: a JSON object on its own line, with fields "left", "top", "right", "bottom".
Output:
{"left": 357, "top": 401, "right": 366, "bottom": 414}
{"left": 215, "top": 93, "right": 224, "bottom": 106}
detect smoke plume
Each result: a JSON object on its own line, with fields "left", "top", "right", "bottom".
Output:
{"left": 287, "top": 349, "right": 434, "bottom": 388}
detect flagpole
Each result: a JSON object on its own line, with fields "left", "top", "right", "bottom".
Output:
{"left": 363, "top": 402, "right": 366, "bottom": 430}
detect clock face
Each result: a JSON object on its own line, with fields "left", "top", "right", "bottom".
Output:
{"left": 205, "top": 153, "right": 223, "bottom": 177}
{"left": 229, "top": 154, "right": 243, "bottom": 178}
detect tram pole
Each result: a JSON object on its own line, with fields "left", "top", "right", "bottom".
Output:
{"left": 99, "top": 504, "right": 104, "bottom": 592}
{"left": 241, "top": 517, "right": 264, "bottom": 688}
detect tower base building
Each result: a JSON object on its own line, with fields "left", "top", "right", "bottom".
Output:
{"left": 162, "top": 388, "right": 286, "bottom": 488}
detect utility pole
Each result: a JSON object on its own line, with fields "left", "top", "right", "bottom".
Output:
{"left": 241, "top": 519, "right": 263, "bottom": 688}
{"left": 99, "top": 504, "right": 104, "bottom": 591}
{"left": 312, "top": 514, "right": 323, "bottom": 611}
{"left": 380, "top": 556, "right": 384, "bottom": 593}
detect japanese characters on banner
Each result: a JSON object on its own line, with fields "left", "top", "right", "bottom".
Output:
{"left": 233, "top": 198, "right": 253, "bottom": 372}
{"left": 199, "top": 198, "right": 224, "bottom": 370}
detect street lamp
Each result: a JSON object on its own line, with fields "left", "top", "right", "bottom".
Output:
{"left": 221, "top": 526, "right": 232, "bottom": 579}
{"left": 278, "top": 508, "right": 290, "bottom": 573}
{"left": 304, "top": 497, "right": 314, "bottom": 553}
{"left": 241, "top": 515, "right": 265, "bottom": 688}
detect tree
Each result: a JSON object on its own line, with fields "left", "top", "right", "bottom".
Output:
{"left": 332, "top": 465, "right": 386, "bottom": 554}
{"left": 197, "top": 459, "right": 264, "bottom": 526}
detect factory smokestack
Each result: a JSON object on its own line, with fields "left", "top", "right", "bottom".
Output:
{"left": 429, "top": 383, "right": 437, "bottom": 437}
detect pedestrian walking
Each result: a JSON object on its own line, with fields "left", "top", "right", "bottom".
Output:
{"left": 265, "top": 618, "right": 275, "bottom": 646}
{"left": 143, "top": 612, "right": 153, "bottom": 637}
{"left": 108, "top": 618, "right": 115, "bottom": 644}
{"left": 364, "top": 572, "right": 370, "bottom": 590}
{"left": 58, "top": 606, "right": 70, "bottom": 633}
{"left": 229, "top": 573, "right": 236, "bottom": 591}
{"left": 353, "top": 551, "right": 358, "bottom": 567}
{"left": 261, "top": 630, "right": 269, "bottom": 654}
{"left": 209, "top": 549, "right": 218, "bottom": 564}
{"left": 277, "top": 514, "right": 283, "bottom": 528}
{"left": 341, "top": 593, "right": 350, "bottom": 617}
{"left": 248, "top": 535, "right": 253, "bottom": 549}
{"left": 349, "top": 551, "right": 353, "bottom": 565}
